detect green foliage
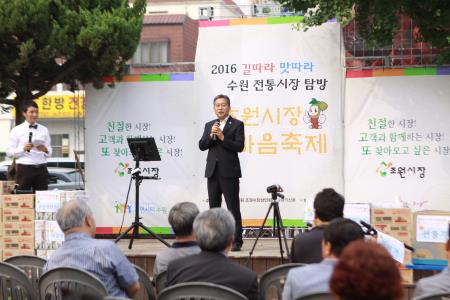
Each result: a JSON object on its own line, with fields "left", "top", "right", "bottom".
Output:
{"left": 277, "top": 0, "right": 450, "bottom": 62}
{"left": 0, "top": 0, "right": 146, "bottom": 121}
{"left": 262, "top": 7, "right": 272, "bottom": 14}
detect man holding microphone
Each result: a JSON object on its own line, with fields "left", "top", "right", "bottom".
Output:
{"left": 7, "top": 102, "right": 52, "bottom": 191}
{"left": 199, "top": 94, "right": 245, "bottom": 251}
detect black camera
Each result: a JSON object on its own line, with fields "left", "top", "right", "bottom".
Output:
{"left": 266, "top": 184, "right": 283, "bottom": 194}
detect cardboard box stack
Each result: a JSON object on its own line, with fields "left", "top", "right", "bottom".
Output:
{"left": 35, "top": 191, "right": 63, "bottom": 259}
{"left": 412, "top": 210, "right": 450, "bottom": 266}
{"left": 35, "top": 190, "right": 86, "bottom": 259}
{"left": 371, "top": 208, "right": 414, "bottom": 284}
{"left": 0, "top": 181, "right": 17, "bottom": 259}
{"left": 1, "top": 194, "right": 36, "bottom": 260}
{"left": 0, "top": 181, "right": 16, "bottom": 195}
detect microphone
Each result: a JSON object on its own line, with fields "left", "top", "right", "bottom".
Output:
{"left": 212, "top": 119, "right": 220, "bottom": 141}
{"left": 360, "top": 220, "right": 415, "bottom": 252}
{"left": 27, "top": 132, "right": 33, "bottom": 152}
{"left": 360, "top": 220, "right": 377, "bottom": 235}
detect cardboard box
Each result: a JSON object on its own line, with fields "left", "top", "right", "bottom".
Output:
{"left": 35, "top": 212, "right": 56, "bottom": 221}
{"left": 35, "top": 220, "right": 64, "bottom": 250}
{"left": 3, "top": 208, "right": 35, "bottom": 223}
{"left": 1, "top": 194, "right": 34, "bottom": 209}
{"left": 35, "top": 190, "right": 62, "bottom": 212}
{"left": 36, "top": 249, "right": 55, "bottom": 260}
{"left": 35, "top": 220, "right": 45, "bottom": 246}
{"left": 372, "top": 208, "right": 414, "bottom": 265}
{"left": 399, "top": 267, "right": 414, "bottom": 284}
{"left": 372, "top": 208, "right": 411, "bottom": 224}
{"left": 372, "top": 208, "right": 412, "bottom": 245}
{"left": 3, "top": 249, "right": 35, "bottom": 260}
{"left": 45, "top": 221, "right": 64, "bottom": 241}
{"left": 3, "top": 222, "right": 34, "bottom": 237}
{"left": 0, "top": 181, "right": 16, "bottom": 195}
{"left": 35, "top": 249, "right": 47, "bottom": 259}
{"left": 3, "top": 236, "right": 34, "bottom": 250}
{"left": 412, "top": 210, "right": 450, "bottom": 265}
{"left": 404, "top": 251, "right": 413, "bottom": 265}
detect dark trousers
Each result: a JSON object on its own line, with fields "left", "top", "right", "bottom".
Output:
{"left": 16, "top": 164, "right": 48, "bottom": 192}
{"left": 207, "top": 165, "right": 243, "bottom": 245}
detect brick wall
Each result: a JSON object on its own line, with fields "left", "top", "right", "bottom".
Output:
{"left": 130, "top": 16, "right": 199, "bottom": 74}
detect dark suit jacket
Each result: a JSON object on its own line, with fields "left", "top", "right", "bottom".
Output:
{"left": 290, "top": 225, "right": 327, "bottom": 264}
{"left": 166, "top": 251, "right": 258, "bottom": 300}
{"left": 199, "top": 116, "right": 244, "bottom": 178}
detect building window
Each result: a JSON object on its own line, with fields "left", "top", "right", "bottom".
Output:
{"left": 51, "top": 134, "right": 70, "bottom": 157}
{"left": 199, "top": 7, "right": 214, "bottom": 20}
{"left": 133, "top": 41, "right": 169, "bottom": 64}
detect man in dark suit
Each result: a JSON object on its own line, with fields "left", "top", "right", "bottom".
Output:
{"left": 290, "top": 188, "right": 345, "bottom": 263}
{"left": 199, "top": 94, "right": 245, "bottom": 251}
{"left": 166, "top": 208, "right": 258, "bottom": 300}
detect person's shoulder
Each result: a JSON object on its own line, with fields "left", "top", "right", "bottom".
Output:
{"left": 294, "top": 227, "right": 324, "bottom": 241}
{"left": 155, "top": 247, "right": 173, "bottom": 261}
{"left": 169, "top": 252, "right": 199, "bottom": 268}
{"left": 290, "top": 262, "right": 323, "bottom": 277}
{"left": 37, "top": 123, "right": 49, "bottom": 131}
{"left": 11, "top": 122, "right": 25, "bottom": 132}
{"left": 417, "top": 271, "right": 448, "bottom": 287}
{"left": 46, "top": 244, "right": 65, "bottom": 259}
{"left": 414, "top": 275, "right": 437, "bottom": 297}
{"left": 93, "top": 239, "right": 123, "bottom": 253}
{"left": 227, "top": 258, "right": 257, "bottom": 278}
{"left": 229, "top": 116, "right": 243, "bottom": 125}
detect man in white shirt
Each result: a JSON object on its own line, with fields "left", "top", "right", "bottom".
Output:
{"left": 7, "top": 102, "right": 52, "bottom": 191}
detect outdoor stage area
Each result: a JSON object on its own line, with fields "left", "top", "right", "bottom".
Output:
{"left": 118, "top": 237, "right": 288, "bottom": 277}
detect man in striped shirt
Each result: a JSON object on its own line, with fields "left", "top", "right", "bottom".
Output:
{"left": 43, "top": 199, "right": 140, "bottom": 298}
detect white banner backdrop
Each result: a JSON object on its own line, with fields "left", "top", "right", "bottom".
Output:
{"left": 85, "top": 20, "right": 344, "bottom": 231}
{"left": 85, "top": 80, "right": 199, "bottom": 233}
{"left": 195, "top": 21, "right": 344, "bottom": 224}
{"left": 345, "top": 75, "right": 450, "bottom": 211}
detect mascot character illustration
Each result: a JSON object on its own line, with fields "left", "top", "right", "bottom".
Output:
{"left": 303, "top": 98, "right": 328, "bottom": 129}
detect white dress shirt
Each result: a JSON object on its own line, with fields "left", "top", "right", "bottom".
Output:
{"left": 219, "top": 115, "right": 230, "bottom": 131}
{"left": 6, "top": 121, "right": 52, "bottom": 165}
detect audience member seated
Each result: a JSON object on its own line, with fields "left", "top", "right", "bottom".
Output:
{"left": 166, "top": 208, "right": 258, "bottom": 300}
{"left": 59, "top": 289, "right": 102, "bottom": 300}
{"left": 153, "top": 202, "right": 201, "bottom": 277}
{"left": 282, "top": 218, "right": 364, "bottom": 300}
{"left": 330, "top": 240, "right": 403, "bottom": 300}
{"left": 291, "top": 188, "right": 345, "bottom": 263}
{"left": 413, "top": 238, "right": 450, "bottom": 299}
{"left": 43, "top": 199, "right": 140, "bottom": 298}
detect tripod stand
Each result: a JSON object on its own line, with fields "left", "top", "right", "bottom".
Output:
{"left": 246, "top": 190, "right": 290, "bottom": 265}
{"left": 115, "top": 138, "right": 170, "bottom": 249}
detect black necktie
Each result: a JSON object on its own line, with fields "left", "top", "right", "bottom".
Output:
{"left": 29, "top": 124, "right": 37, "bottom": 129}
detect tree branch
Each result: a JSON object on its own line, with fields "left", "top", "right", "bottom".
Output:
{"left": 0, "top": 99, "right": 15, "bottom": 106}
{"left": 33, "top": 58, "right": 90, "bottom": 99}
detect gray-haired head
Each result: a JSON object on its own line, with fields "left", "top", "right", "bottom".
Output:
{"left": 193, "top": 208, "right": 235, "bottom": 252}
{"left": 169, "top": 202, "right": 199, "bottom": 237}
{"left": 56, "top": 199, "right": 93, "bottom": 232}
